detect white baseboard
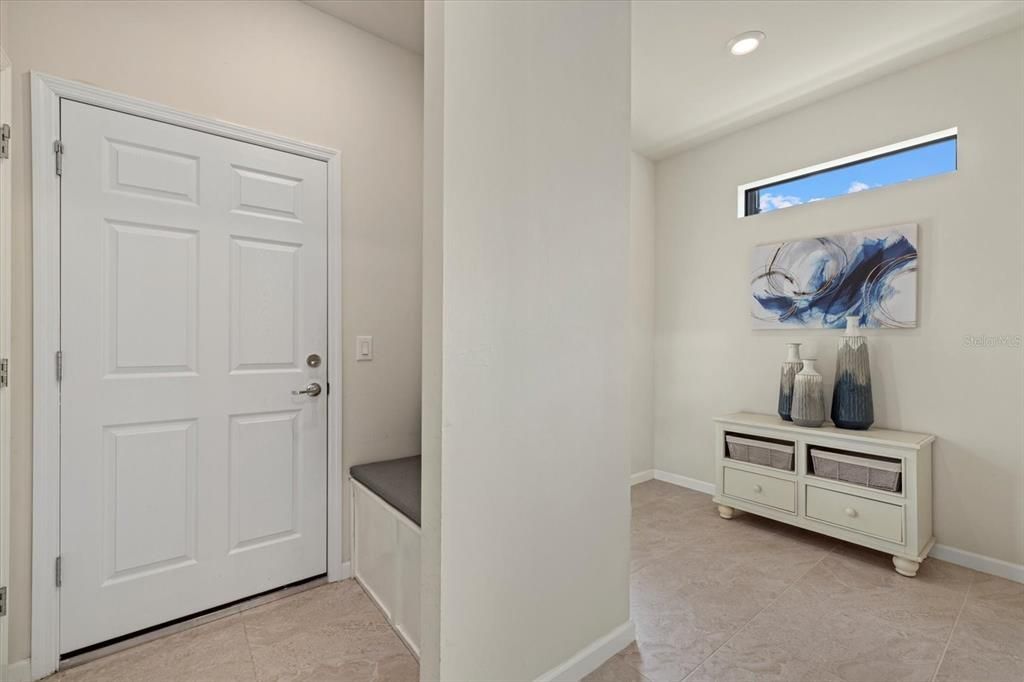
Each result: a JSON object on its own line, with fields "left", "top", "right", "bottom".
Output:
{"left": 630, "top": 469, "right": 654, "bottom": 485}
{"left": 337, "top": 560, "right": 352, "bottom": 581}
{"left": 651, "top": 469, "right": 715, "bottom": 495}
{"left": 7, "top": 658, "right": 31, "bottom": 682}
{"left": 630, "top": 468, "right": 714, "bottom": 495}
{"left": 931, "top": 544, "right": 1024, "bottom": 584}
{"left": 534, "top": 620, "right": 635, "bottom": 682}
{"left": 642, "top": 469, "right": 1022, "bottom": 585}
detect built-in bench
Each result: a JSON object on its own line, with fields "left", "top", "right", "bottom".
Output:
{"left": 350, "top": 456, "right": 421, "bottom": 527}
{"left": 350, "top": 456, "right": 421, "bottom": 656}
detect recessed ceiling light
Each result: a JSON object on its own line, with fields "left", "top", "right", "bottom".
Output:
{"left": 728, "top": 30, "right": 765, "bottom": 56}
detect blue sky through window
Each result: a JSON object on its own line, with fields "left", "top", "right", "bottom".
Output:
{"left": 756, "top": 137, "right": 956, "bottom": 213}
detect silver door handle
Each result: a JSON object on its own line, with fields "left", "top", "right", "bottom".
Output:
{"left": 292, "top": 382, "right": 322, "bottom": 397}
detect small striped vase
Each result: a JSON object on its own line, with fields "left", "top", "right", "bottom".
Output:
{"left": 792, "top": 358, "right": 825, "bottom": 428}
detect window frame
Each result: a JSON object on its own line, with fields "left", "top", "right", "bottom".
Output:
{"left": 737, "top": 127, "right": 958, "bottom": 218}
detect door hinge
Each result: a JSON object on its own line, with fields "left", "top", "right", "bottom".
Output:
{"left": 55, "top": 556, "right": 62, "bottom": 588}
{"left": 0, "top": 123, "right": 10, "bottom": 159}
{"left": 56, "top": 350, "right": 63, "bottom": 382}
{"left": 0, "top": 586, "right": 7, "bottom": 616}
{"left": 54, "top": 139, "right": 64, "bottom": 176}
{"left": 0, "top": 358, "right": 8, "bottom": 388}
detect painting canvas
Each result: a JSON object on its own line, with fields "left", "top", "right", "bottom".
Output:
{"left": 750, "top": 224, "right": 918, "bottom": 329}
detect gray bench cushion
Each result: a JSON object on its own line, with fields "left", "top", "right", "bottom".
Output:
{"left": 350, "top": 455, "right": 421, "bottom": 527}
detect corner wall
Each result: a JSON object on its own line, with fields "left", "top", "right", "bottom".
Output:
{"left": 422, "top": 1, "right": 633, "bottom": 678}
{"left": 420, "top": 1, "right": 444, "bottom": 678}
{"left": 629, "top": 153, "right": 656, "bottom": 476}
{"left": 654, "top": 28, "right": 1024, "bottom": 568}
{"left": 4, "top": 0, "right": 423, "bottom": 664}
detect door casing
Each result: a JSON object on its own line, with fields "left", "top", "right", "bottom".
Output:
{"left": 0, "top": 48, "right": 14, "bottom": 681}
{"left": 30, "top": 72, "right": 345, "bottom": 680}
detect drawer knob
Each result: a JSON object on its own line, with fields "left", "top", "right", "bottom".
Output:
{"left": 752, "top": 484, "right": 763, "bottom": 493}
{"left": 844, "top": 507, "right": 858, "bottom": 518}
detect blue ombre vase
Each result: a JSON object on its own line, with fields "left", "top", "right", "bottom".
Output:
{"left": 831, "top": 316, "right": 874, "bottom": 430}
{"left": 777, "top": 343, "right": 803, "bottom": 421}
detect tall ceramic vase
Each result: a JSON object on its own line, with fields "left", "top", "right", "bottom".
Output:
{"left": 831, "top": 315, "right": 874, "bottom": 430}
{"left": 777, "top": 343, "right": 803, "bottom": 421}
{"left": 792, "top": 358, "right": 825, "bottom": 427}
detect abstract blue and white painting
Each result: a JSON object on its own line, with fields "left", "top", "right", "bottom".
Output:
{"left": 751, "top": 224, "right": 918, "bottom": 329}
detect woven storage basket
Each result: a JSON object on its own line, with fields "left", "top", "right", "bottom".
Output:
{"left": 810, "top": 448, "right": 901, "bottom": 492}
{"left": 725, "top": 435, "right": 794, "bottom": 471}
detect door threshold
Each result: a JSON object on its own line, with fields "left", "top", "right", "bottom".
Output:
{"left": 60, "top": 574, "right": 328, "bottom": 670}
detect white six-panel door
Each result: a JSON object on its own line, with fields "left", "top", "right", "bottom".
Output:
{"left": 59, "top": 100, "right": 328, "bottom": 653}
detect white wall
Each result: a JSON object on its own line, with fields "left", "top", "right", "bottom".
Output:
{"left": 422, "top": 1, "right": 633, "bottom": 678}
{"left": 654, "top": 29, "right": 1024, "bottom": 567}
{"left": 419, "top": 1, "right": 444, "bottom": 678}
{"left": 3, "top": 0, "right": 423, "bottom": 663}
{"left": 629, "top": 153, "right": 656, "bottom": 476}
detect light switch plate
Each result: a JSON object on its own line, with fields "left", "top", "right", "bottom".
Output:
{"left": 356, "top": 336, "right": 373, "bottom": 361}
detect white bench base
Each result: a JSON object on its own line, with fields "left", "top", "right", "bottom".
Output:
{"left": 350, "top": 478, "right": 421, "bottom": 657}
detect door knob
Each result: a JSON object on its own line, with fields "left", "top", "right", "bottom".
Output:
{"left": 292, "top": 382, "right": 322, "bottom": 397}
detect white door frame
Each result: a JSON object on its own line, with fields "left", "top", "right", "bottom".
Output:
{"left": 0, "top": 48, "right": 14, "bottom": 682}
{"left": 30, "top": 72, "right": 344, "bottom": 680}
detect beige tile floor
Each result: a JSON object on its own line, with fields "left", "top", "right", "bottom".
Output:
{"left": 586, "top": 480, "right": 1024, "bottom": 682}
{"left": 47, "top": 579, "right": 418, "bottom": 682}
{"left": 46, "top": 480, "right": 1022, "bottom": 682}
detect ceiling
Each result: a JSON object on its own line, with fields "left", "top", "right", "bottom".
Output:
{"left": 301, "top": 1, "right": 1022, "bottom": 159}
{"left": 304, "top": 0, "right": 424, "bottom": 54}
{"left": 633, "top": 0, "right": 1023, "bottom": 159}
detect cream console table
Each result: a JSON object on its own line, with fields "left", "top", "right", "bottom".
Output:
{"left": 713, "top": 413, "right": 935, "bottom": 577}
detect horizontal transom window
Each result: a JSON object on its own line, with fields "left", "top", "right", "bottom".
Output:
{"left": 739, "top": 128, "right": 957, "bottom": 217}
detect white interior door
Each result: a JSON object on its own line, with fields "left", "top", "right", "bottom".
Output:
{"left": 59, "top": 100, "right": 328, "bottom": 653}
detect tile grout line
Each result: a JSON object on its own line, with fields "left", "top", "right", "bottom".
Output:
{"left": 677, "top": 541, "right": 841, "bottom": 682}
{"left": 928, "top": 570, "right": 974, "bottom": 682}
{"left": 239, "top": 615, "right": 260, "bottom": 682}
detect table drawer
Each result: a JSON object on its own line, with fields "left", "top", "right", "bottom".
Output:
{"left": 723, "top": 467, "right": 795, "bottom": 513}
{"left": 805, "top": 485, "right": 904, "bottom": 543}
